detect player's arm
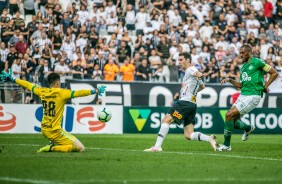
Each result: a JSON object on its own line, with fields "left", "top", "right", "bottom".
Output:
{"left": 0, "top": 71, "right": 43, "bottom": 95}
{"left": 264, "top": 65, "right": 278, "bottom": 93}
{"left": 221, "top": 78, "right": 242, "bottom": 89}
{"left": 258, "top": 60, "right": 278, "bottom": 93}
{"left": 69, "top": 85, "right": 106, "bottom": 99}
{"left": 197, "top": 80, "right": 205, "bottom": 92}
{"left": 194, "top": 71, "right": 203, "bottom": 79}
{"left": 15, "top": 78, "right": 36, "bottom": 91}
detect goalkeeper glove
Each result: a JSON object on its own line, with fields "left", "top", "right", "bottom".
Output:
{"left": 0, "top": 71, "right": 16, "bottom": 83}
{"left": 97, "top": 85, "right": 106, "bottom": 96}
{"left": 91, "top": 85, "right": 106, "bottom": 96}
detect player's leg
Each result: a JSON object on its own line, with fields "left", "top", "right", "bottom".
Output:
{"left": 233, "top": 116, "right": 255, "bottom": 141}
{"left": 233, "top": 95, "right": 260, "bottom": 141}
{"left": 184, "top": 123, "right": 218, "bottom": 151}
{"left": 144, "top": 113, "right": 174, "bottom": 152}
{"left": 234, "top": 117, "right": 251, "bottom": 131}
{"left": 217, "top": 106, "right": 240, "bottom": 151}
{"left": 51, "top": 129, "right": 85, "bottom": 152}
{"left": 38, "top": 129, "right": 85, "bottom": 153}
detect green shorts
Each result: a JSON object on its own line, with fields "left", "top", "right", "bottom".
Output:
{"left": 168, "top": 100, "right": 197, "bottom": 126}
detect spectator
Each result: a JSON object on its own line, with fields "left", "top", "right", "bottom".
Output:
{"left": 151, "top": 64, "right": 164, "bottom": 82}
{"left": 125, "top": 4, "right": 136, "bottom": 34}
{"left": 24, "top": 53, "right": 37, "bottom": 82}
{"left": 105, "top": 0, "right": 117, "bottom": 17}
{"left": 60, "top": 12, "right": 71, "bottom": 35}
{"left": 200, "top": 45, "right": 210, "bottom": 62}
{"left": 257, "top": 10, "right": 268, "bottom": 29}
{"left": 203, "top": 59, "right": 220, "bottom": 83}
{"left": 6, "top": 45, "right": 18, "bottom": 71}
{"left": 9, "top": 0, "right": 19, "bottom": 15}
{"left": 136, "top": 58, "right": 151, "bottom": 81}
{"left": 24, "top": 0, "right": 36, "bottom": 15}
{"left": 135, "top": 6, "right": 149, "bottom": 36}
{"left": 73, "top": 52, "right": 86, "bottom": 68}
{"left": 94, "top": 51, "right": 106, "bottom": 71}
{"left": 106, "top": 11, "right": 118, "bottom": 35}
{"left": 120, "top": 58, "right": 135, "bottom": 82}
{"left": 115, "top": 19, "right": 127, "bottom": 42}
{"left": 262, "top": 0, "right": 274, "bottom": 24}
{"left": 77, "top": 5, "right": 89, "bottom": 26}
{"left": 42, "top": 43, "right": 53, "bottom": 65}
{"left": 199, "top": 20, "right": 213, "bottom": 41}
{"left": 157, "top": 36, "right": 170, "bottom": 63}
{"left": 35, "top": 59, "right": 51, "bottom": 87}
{"left": 276, "top": 1, "right": 282, "bottom": 26}
{"left": 226, "top": 63, "right": 240, "bottom": 81}
{"left": 237, "top": 21, "right": 248, "bottom": 40}
{"left": 116, "top": 41, "right": 131, "bottom": 64}
{"left": 60, "top": 36, "right": 76, "bottom": 61}
{"left": 179, "top": 36, "right": 190, "bottom": 53}
{"left": 215, "top": 46, "right": 227, "bottom": 60}
{"left": 251, "top": 0, "right": 263, "bottom": 12}
{"left": 54, "top": 59, "right": 71, "bottom": 88}
{"left": 246, "top": 13, "right": 260, "bottom": 38}
{"left": 92, "top": 63, "right": 103, "bottom": 81}
{"left": 0, "top": 42, "right": 9, "bottom": 63}
{"left": 15, "top": 35, "right": 28, "bottom": 54}
{"left": 260, "top": 38, "right": 273, "bottom": 60}
{"left": 0, "top": 8, "right": 10, "bottom": 28}
{"left": 103, "top": 59, "right": 119, "bottom": 81}
{"left": 1, "top": 19, "right": 14, "bottom": 42}
{"left": 72, "top": 59, "right": 85, "bottom": 79}
{"left": 166, "top": 56, "right": 179, "bottom": 82}
{"left": 149, "top": 49, "right": 162, "bottom": 73}
{"left": 8, "top": 29, "right": 21, "bottom": 47}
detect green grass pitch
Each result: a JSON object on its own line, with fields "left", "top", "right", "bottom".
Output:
{"left": 0, "top": 134, "right": 282, "bottom": 184}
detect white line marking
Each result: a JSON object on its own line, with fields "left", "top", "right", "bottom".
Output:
{"left": 0, "top": 177, "right": 66, "bottom": 184}
{"left": 1, "top": 143, "right": 282, "bottom": 162}
{"left": 0, "top": 177, "right": 281, "bottom": 184}
{"left": 87, "top": 147, "right": 282, "bottom": 162}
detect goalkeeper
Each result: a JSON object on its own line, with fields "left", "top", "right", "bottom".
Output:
{"left": 0, "top": 71, "right": 106, "bottom": 153}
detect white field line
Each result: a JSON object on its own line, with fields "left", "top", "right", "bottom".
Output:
{"left": 0, "top": 176, "right": 281, "bottom": 184}
{"left": 87, "top": 147, "right": 282, "bottom": 162}
{"left": 1, "top": 143, "right": 282, "bottom": 162}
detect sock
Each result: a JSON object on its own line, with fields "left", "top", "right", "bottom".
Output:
{"left": 190, "top": 132, "right": 210, "bottom": 142}
{"left": 51, "top": 145, "right": 79, "bottom": 152}
{"left": 223, "top": 120, "right": 234, "bottom": 147}
{"left": 154, "top": 123, "right": 170, "bottom": 148}
{"left": 234, "top": 119, "right": 251, "bottom": 131}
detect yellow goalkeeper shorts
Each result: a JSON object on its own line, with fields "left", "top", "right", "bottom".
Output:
{"left": 42, "top": 128, "right": 76, "bottom": 145}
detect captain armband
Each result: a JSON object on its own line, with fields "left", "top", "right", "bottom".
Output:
{"left": 263, "top": 64, "right": 271, "bottom": 72}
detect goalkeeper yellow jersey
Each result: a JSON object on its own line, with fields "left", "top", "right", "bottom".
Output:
{"left": 16, "top": 79, "right": 92, "bottom": 130}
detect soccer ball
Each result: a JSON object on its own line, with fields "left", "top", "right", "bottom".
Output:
{"left": 97, "top": 107, "right": 112, "bottom": 123}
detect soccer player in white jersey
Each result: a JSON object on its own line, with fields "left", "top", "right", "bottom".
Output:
{"left": 144, "top": 52, "right": 218, "bottom": 152}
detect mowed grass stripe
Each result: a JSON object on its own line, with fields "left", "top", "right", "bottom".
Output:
{"left": 0, "top": 176, "right": 281, "bottom": 184}
{"left": 1, "top": 143, "right": 282, "bottom": 162}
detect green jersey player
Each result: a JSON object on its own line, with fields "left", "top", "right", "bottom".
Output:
{"left": 217, "top": 45, "right": 278, "bottom": 151}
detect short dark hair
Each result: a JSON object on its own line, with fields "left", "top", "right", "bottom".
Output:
{"left": 47, "top": 72, "right": 60, "bottom": 86}
{"left": 179, "top": 52, "right": 191, "bottom": 61}
{"left": 241, "top": 44, "right": 252, "bottom": 52}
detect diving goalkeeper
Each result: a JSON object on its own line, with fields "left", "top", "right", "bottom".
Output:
{"left": 0, "top": 71, "right": 106, "bottom": 153}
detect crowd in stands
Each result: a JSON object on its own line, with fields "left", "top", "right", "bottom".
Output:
{"left": 0, "top": 0, "right": 282, "bottom": 91}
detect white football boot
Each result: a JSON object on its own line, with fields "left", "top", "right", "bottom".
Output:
{"left": 216, "top": 144, "right": 232, "bottom": 152}
{"left": 242, "top": 125, "right": 255, "bottom": 141}
{"left": 144, "top": 146, "right": 162, "bottom": 152}
{"left": 209, "top": 134, "right": 219, "bottom": 151}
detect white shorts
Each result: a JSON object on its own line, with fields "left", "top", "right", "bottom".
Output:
{"left": 233, "top": 94, "right": 261, "bottom": 116}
